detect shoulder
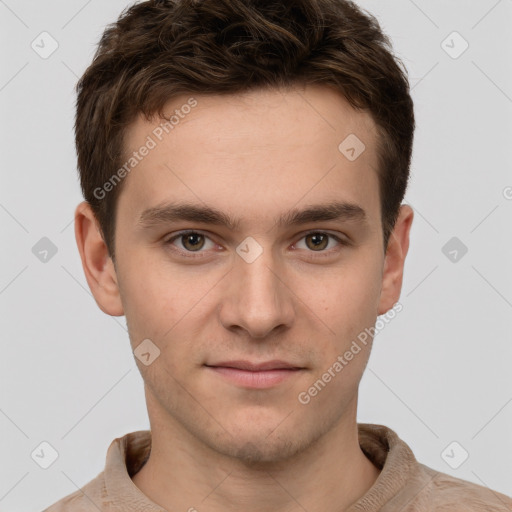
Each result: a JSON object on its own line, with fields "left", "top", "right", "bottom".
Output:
{"left": 41, "top": 430, "right": 152, "bottom": 511}
{"left": 41, "top": 472, "right": 105, "bottom": 512}
{"left": 419, "top": 463, "right": 512, "bottom": 511}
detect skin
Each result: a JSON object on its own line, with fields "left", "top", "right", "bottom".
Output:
{"left": 75, "top": 84, "right": 413, "bottom": 512}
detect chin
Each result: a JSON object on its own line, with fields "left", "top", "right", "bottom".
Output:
{"left": 207, "top": 416, "right": 317, "bottom": 467}
{"left": 219, "top": 434, "right": 302, "bottom": 467}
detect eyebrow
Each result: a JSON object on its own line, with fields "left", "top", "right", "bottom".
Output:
{"left": 138, "top": 200, "right": 368, "bottom": 231}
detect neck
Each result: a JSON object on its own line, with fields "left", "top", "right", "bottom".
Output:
{"left": 132, "top": 397, "right": 381, "bottom": 512}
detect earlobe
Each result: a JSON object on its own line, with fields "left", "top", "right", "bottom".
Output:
{"left": 74, "top": 201, "right": 124, "bottom": 316}
{"left": 377, "top": 204, "right": 414, "bottom": 316}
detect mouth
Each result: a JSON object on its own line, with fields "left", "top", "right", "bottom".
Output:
{"left": 204, "top": 360, "right": 304, "bottom": 389}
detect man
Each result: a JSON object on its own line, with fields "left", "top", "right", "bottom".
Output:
{"left": 44, "top": 0, "right": 512, "bottom": 510}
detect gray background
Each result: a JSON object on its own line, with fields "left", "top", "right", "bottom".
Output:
{"left": 1, "top": 0, "right": 511, "bottom": 510}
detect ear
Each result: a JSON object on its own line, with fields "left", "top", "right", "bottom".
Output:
{"left": 377, "top": 204, "right": 414, "bottom": 315}
{"left": 74, "top": 201, "right": 124, "bottom": 316}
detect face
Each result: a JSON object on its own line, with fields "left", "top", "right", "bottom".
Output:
{"left": 77, "top": 84, "right": 412, "bottom": 464}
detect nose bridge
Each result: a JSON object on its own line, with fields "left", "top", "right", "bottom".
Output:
{"left": 240, "top": 250, "right": 279, "bottom": 303}
{"left": 220, "top": 241, "right": 294, "bottom": 337}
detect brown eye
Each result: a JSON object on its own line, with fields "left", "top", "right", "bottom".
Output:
{"left": 181, "top": 233, "right": 205, "bottom": 251}
{"left": 305, "top": 233, "right": 329, "bottom": 251}
{"left": 164, "top": 230, "right": 218, "bottom": 258}
{"left": 294, "top": 231, "right": 348, "bottom": 256}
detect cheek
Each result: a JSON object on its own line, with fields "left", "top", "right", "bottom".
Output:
{"left": 310, "top": 256, "right": 382, "bottom": 338}
{"left": 119, "top": 269, "right": 194, "bottom": 385}
{"left": 116, "top": 251, "right": 178, "bottom": 344}
{"left": 117, "top": 250, "right": 220, "bottom": 356}
{"left": 300, "top": 264, "right": 381, "bottom": 405}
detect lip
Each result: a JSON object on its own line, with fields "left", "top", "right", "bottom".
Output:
{"left": 207, "top": 360, "right": 302, "bottom": 371}
{"left": 205, "top": 360, "right": 304, "bottom": 389}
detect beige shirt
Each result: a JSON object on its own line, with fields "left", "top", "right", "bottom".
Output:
{"left": 43, "top": 423, "right": 512, "bottom": 511}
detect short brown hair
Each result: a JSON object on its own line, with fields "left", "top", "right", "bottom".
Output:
{"left": 75, "top": 0, "right": 414, "bottom": 261}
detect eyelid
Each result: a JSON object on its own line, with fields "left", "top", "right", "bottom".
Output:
{"left": 294, "top": 229, "right": 350, "bottom": 245}
{"left": 291, "top": 230, "right": 350, "bottom": 255}
{"left": 164, "top": 229, "right": 219, "bottom": 257}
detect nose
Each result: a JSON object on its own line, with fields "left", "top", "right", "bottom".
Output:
{"left": 218, "top": 247, "right": 295, "bottom": 339}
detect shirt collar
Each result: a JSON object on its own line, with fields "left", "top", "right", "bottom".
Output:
{"left": 102, "top": 423, "right": 424, "bottom": 511}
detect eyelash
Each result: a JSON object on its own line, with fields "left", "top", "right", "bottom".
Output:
{"left": 163, "top": 230, "right": 350, "bottom": 260}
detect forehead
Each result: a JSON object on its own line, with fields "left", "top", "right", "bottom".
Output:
{"left": 118, "top": 84, "right": 381, "bottom": 229}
